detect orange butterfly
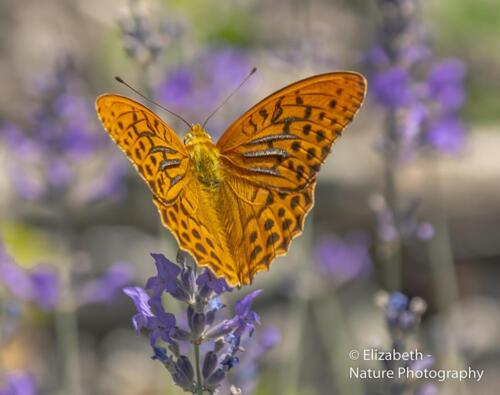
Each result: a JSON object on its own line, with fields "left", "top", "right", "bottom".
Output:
{"left": 96, "top": 71, "right": 366, "bottom": 286}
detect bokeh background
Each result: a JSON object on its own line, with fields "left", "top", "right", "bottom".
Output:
{"left": 1, "top": 0, "right": 500, "bottom": 394}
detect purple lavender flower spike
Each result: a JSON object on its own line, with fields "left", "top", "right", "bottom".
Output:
{"left": 124, "top": 253, "right": 264, "bottom": 393}
{"left": 367, "top": 2, "right": 467, "bottom": 160}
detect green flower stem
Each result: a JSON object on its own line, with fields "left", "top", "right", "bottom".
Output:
{"left": 313, "top": 294, "right": 364, "bottom": 395}
{"left": 426, "top": 157, "right": 469, "bottom": 395}
{"left": 55, "top": 260, "right": 82, "bottom": 395}
{"left": 194, "top": 341, "right": 203, "bottom": 395}
{"left": 278, "top": 223, "right": 314, "bottom": 395}
{"left": 381, "top": 110, "right": 402, "bottom": 292}
{"left": 278, "top": 296, "right": 308, "bottom": 395}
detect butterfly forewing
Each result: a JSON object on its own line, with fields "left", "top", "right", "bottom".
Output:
{"left": 217, "top": 72, "right": 366, "bottom": 191}
{"left": 95, "top": 95, "right": 189, "bottom": 204}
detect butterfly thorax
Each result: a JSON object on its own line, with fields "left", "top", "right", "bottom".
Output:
{"left": 184, "top": 124, "right": 222, "bottom": 188}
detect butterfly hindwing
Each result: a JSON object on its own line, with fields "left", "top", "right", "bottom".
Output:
{"left": 222, "top": 174, "right": 316, "bottom": 284}
{"left": 95, "top": 94, "right": 189, "bottom": 205}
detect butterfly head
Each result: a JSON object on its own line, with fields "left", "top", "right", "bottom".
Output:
{"left": 184, "top": 124, "right": 213, "bottom": 147}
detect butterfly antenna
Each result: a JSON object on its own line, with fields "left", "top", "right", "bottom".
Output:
{"left": 115, "top": 76, "right": 191, "bottom": 129}
{"left": 202, "top": 67, "right": 257, "bottom": 129}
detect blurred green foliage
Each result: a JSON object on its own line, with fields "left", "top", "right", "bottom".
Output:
{"left": 428, "top": 0, "right": 500, "bottom": 124}
{"left": 168, "top": 0, "right": 257, "bottom": 46}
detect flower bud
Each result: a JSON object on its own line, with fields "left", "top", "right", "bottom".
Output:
{"left": 214, "top": 338, "right": 225, "bottom": 353}
{"left": 172, "top": 372, "right": 193, "bottom": 392}
{"left": 151, "top": 346, "right": 167, "bottom": 362}
{"left": 204, "top": 368, "right": 225, "bottom": 389}
{"left": 187, "top": 305, "right": 194, "bottom": 326}
{"left": 202, "top": 351, "right": 218, "bottom": 379}
{"left": 198, "top": 283, "right": 212, "bottom": 299}
{"left": 171, "top": 326, "right": 190, "bottom": 341}
{"left": 410, "top": 296, "right": 427, "bottom": 315}
{"left": 168, "top": 342, "right": 180, "bottom": 357}
{"left": 190, "top": 312, "right": 206, "bottom": 338}
{"left": 206, "top": 310, "right": 216, "bottom": 326}
{"left": 180, "top": 267, "right": 195, "bottom": 295}
{"left": 177, "top": 355, "right": 194, "bottom": 381}
{"left": 230, "top": 385, "right": 242, "bottom": 395}
{"left": 172, "top": 355, "right": 194, "bottom": 391}
{"left": 171, "top": 282, "right": 191, "bottom": 303}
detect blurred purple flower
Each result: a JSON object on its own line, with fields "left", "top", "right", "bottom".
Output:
{"left": 314, "top": 232, "right": 372, "bottom": 284}
{"left": 0, "top": 371, "right": 37, "bottom": 395}
{"left": 28, "top": 265, "right": 60, "bottom": 310}
{"left": 1, "top": 236, "right": 134, "bottom": 312}
{"left": 427, "top": 59, "right": 466, "bottom": 111}
{"left": 371, "top": 67, "right": 412, "bottom": 108}
{"left": 0, "top": 55, "right": 127, "bottom": 205}
{"left": 118, "top": 2, "right": 185, "bottom": 67}
{"left": 259, "top": 326, "right": 280, "bottom": 350}
{"left": 370, "top": 194, "right": 435, "bottom": 243}
{"left": 415, "top": 383, "right": 439, "bottom": 395}
{"left": 416, "top": 222, "right": 435, "bottom": 240}
{"left": 379, "top": 291, "right": 427, "bottom": 334}
{"left": 155, "top": 48, "right": 252, "bottom": 131}
{"left": 367, "top": 1, "right": 467, "bottom": 159}
{"left": 426, "top": 116, "right": 466, "bottom": 153}
{"left": 364, "top": 46, "right": 390, "bottom": 68}
{"left": 0, "top": 242, "right": 59, "bottom": 310}
{"left": 0, "top": 250, "right": 33, "bottom": 302}
{"left": 78, "top": 262, "right": 134, "bottom": 306}
{"left": 160, "top": 69, "right": 195, "bottom": 108}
